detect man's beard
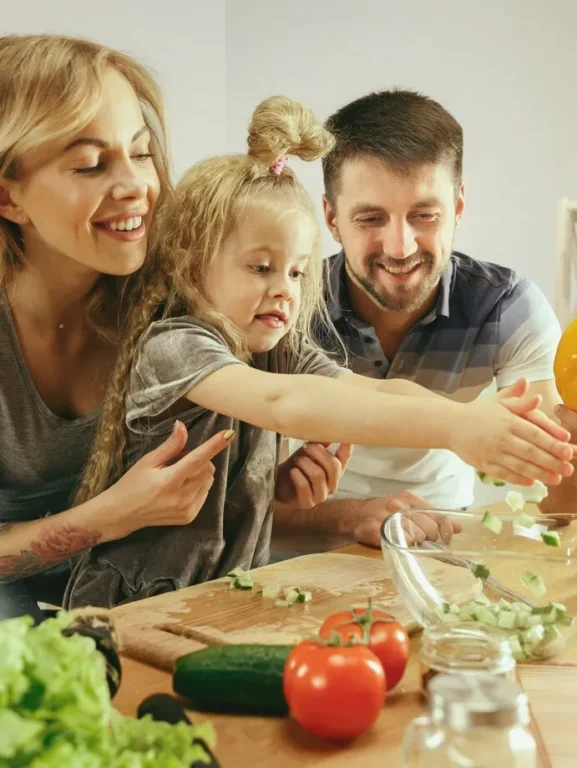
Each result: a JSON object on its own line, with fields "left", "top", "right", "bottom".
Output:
{"left": 345, "top": 250, "right": 446, "bottom": 313}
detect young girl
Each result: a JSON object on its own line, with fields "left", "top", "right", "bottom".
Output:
{"left": 0, "top": 34, "right": 228, "bottom": 620}
{"left": 65, "top": 96, "right": 574, "bottom": 608}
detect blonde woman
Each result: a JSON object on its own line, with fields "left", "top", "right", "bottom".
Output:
{"left": 66, "top": 96, "right": 574, "bottom": 608}
{"left": 0, "top": 35, "right": 237, "bottom": 619}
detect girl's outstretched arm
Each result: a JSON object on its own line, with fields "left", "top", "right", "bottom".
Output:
{"left": 184, "top": 365, "right": 573, "bottom": 487}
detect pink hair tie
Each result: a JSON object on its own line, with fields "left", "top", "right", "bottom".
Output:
{"left": 269, "top": 155, "right": 288, "bottom": 176}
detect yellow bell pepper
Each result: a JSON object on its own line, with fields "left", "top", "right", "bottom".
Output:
{"left": 554, "top": 316, "right": 577, "bottom": 410}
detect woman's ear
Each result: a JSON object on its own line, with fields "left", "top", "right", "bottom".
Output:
{"left": 0, "top": 180, "right": 29, "bottom": 225}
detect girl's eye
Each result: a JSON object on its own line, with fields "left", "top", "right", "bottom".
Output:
{"left": 133, "top": 153, "right": 154, "bottom": 163}
{"left": 290, "top": 270, "right": 305, "bottom": 279}
{"left": 251, "top": 264, "right": 270, "bottom": 274}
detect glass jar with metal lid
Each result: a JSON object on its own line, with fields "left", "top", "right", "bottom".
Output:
{"left": 402, "top": 671, "right": 536, "bottom": 767}
{"left": 420, "top": 622, "right": 516, "bottom": 695}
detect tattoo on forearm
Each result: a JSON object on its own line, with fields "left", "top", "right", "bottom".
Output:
{"left": 0, "top": 524, "right": 102, "bottom": 582}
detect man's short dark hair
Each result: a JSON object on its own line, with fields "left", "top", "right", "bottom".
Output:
{"left": 323, "top": 89, "right": 463, "bottom": 204}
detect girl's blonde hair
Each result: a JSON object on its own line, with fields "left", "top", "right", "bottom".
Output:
{"left": 76, "top": 95, "right": 335, "bottom": 504}
{"left": 0, "top": 34, "right": 172, "bottom": 341}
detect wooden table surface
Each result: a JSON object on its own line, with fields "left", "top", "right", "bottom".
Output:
{"left": 113, "top": 530, "right": 577, "bottom": 767}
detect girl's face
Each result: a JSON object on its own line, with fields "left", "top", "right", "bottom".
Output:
{"left": 0, "top": 67, "right": 160, "bottom": 278}
{"left": 205, "top": 205, "right": 316, "bottom": 354}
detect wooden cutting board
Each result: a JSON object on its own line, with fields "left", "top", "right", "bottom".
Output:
{"left": 110, "top": 551, "right": 479, "bottom": 672}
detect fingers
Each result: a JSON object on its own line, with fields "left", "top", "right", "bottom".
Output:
{"left": 498, "top": 378, "right": 529, "bottom": 400}
{"left": 334, "top": 443, "right": 354, "bottom": 473}
{"left": 387, "top": 489, "right": 434, "bottom": 511}
{"left": 509, "top": 422, "right": 574, "bottom": 475}
{"left": 555, "top": 404, "right": 577, "bottom": 434}
{"left": 293, "top": 455, "right": 332, "bottom": 504}
{"left": 521, "top": 409, "right": 571, "bottom": 443}
{"left": 501, "top": 394, "right": 542, "bottom": 416}
{"left": 289, "top": 467, "right": 316, "bottom": 509}
{"left": 144, "top": 420, "right": 189, "bottom": 467}
{"left": 299, "top": 444, "right": 342, "bottom": 495}
{"left": 480, "top": 462, "right": 535, "bottom": 487}
{"left": 169, "top": 429, "right": 235, "bottom": 479}
{"left": 403, "top": 511, "right": 457, "bottom": 545}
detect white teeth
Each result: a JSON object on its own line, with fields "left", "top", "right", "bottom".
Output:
{"left": 105, "top": 216, "right": 142, "bottom": 232}
{"left": 381, "top": 262, "right": 422, "bottom": 275}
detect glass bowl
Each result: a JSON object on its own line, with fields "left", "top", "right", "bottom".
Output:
{"left": 381, "top": 510, "right": 577, "bottom": 662}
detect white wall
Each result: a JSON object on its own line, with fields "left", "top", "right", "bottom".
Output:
{"left": 226, "top": 0, "right": 577, "bottom": 507}
{"left": 1, "top": 0, "right": 226, "bottom": 178}
{"left": 226, "top": 0, "right": 577, "bottom": 304}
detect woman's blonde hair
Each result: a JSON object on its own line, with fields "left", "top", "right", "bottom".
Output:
{"left": 76, "top": 95, "right": 335, "bottom": 504}
{"left": 0, "top": 34, "right": 172, "bottom": 340}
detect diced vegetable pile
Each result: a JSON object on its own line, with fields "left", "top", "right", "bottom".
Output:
{"left": 0, "top": 612, "right": 215, "bottom": 767}
{"left": 442, "top": 475, "right": 574, "bottom": 660}
{"left": 437, "top": 597, "right": 571, "bottom": 660}
{"left": 228, "top": 569, "right": 312, "bottom": 607}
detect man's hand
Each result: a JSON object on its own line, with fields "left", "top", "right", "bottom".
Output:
{"left": 275, "top": 443, "right": 353, "bottom": 510}
{"left": 353, "top": 490, "right": 461, "bottom": 548}
{"left": 539, "top": 405, "right": 577, "bottom": 523}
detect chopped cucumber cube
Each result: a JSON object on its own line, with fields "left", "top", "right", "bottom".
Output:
{"left": 459, "top": 604, "right": 478, "bottom": 621}
{"left": 517, "top": 513, "right": 536, "bottom": 528}
{"left": 497, "top": 610, "right": 517, "bottom": 630}
{"left": 297, "top": 591, "right": 312, "bottom": 603}
{"left": 227, "top": 567, "right": 254, "bottom": 589}
{"left": 471, "top": 563, "right": 490, "bottom": 580}
{"left": 477, "top": 471, "right": 506, "bottom": 486}
{"left": 498, "top": 598, "right": 514, "bottom": 611}
{"left": 523, "top": 480, "right": 548, "bottom": 504}
{"left": 440, "top": 613, "right": 461, "bottom": 626}
{"left": 521, "top": 571, "right": 547, "bottom": 598}
{"left": 513, "top": 522, "right": 547, "bottom": 541}
{"left": 532, "top": 625, "right": 567, "bottom": 660}
{"left": 284, "top": 589, "right": 301, "bottom": 606}
{"left": 275, "top": 599, "right": 290, "bottom": 608}
{"left": 516, "top": 612, "right": 531, "bottom": 629}
{"left": 261, "top": 585, "right": 282, "bottom": 600}
{"left": 448, "top": 603, "right": 461, "bottom": 615}
{"left": 523, "top": 624, "right": 545, "bottom": 647}
{"left": 508, "top": 636, "right": 523, "bottom": 658}
{"left": 478, "top": 609, "right": 498, "bottom": 627}
{"left": 505, "top": 491, "right": 525, "bottom": 512}
{"left": 482, "top": 510, "right": 503, "bottom": 534}
{"left": 541, "top": 531, "right": 561, "bottom": 548}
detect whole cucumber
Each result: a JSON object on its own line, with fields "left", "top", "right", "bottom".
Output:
{"left": 173, "top": 644, "right": 293, "bottom": 716}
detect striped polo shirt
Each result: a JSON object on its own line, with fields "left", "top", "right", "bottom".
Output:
{"left": 317, "top": 250, "right": 561, "bottom": 509}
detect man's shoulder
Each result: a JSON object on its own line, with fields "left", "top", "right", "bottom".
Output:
{"left": 449, "top": 251, "right": 540, "bottom": 317}
{"left": 451, "top": 251, "right": 521, "bottom": 293}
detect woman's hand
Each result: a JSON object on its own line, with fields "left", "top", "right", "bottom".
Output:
{"left": 101, "top": 421, "right": 234, "bottom": 539}
{"left": 275, "top": 442, "right": 353, "bottom": 510}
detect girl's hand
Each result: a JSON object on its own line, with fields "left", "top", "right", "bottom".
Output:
{"left": 452, "top": 390, "right": 574, "bottom": 486}
{"left": 102, "top": 421, "right": 234, "bottom": 539}
{"left": 275, "top": 442, "right": 353, "bottom": 510}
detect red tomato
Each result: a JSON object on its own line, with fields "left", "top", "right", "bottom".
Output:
{"left": 283, "top": 639, "right": 386, "bottom": 741}
{"left": 319, "top": 603, "right": 410, "bottom": 691}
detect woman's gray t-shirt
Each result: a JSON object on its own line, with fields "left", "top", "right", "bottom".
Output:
{"left": 0, "top": 288, "right": 99, "bottom": 522}
{"left": 65, "top": 316, "right": 345, "bottom": 608}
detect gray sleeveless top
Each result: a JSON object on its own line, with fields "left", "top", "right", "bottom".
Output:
{"left": 0, "top": 288, "right": 99, "bottom": 522}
